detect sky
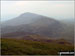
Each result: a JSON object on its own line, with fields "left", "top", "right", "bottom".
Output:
{"left": 1, "top": 1, "right": 74, "bottom": 22}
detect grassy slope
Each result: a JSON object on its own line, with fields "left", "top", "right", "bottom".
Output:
{"left": 1, "top": 38, "right": 74, "bottom": 55}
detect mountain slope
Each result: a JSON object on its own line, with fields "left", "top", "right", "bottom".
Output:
{"left": 59, "top": 19, "right": 74, "bottom": 43}
{"left": 1, "top": 12, "right": 57, "bottom": 26}
{"left": 1, "top": 12, "right": 74, "bottom": 43}
{"left": 1, "top": 12, "right": 65, "bottom": 38}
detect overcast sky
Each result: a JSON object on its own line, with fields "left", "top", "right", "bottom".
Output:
{"left": 1, "top": 1, "right": 74, "bottom": 22}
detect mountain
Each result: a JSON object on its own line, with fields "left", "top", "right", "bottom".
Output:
{"left": 1, "top": 12, "right": 74, "bottom": 43}
{"left": 1, "top": 12, "right": 40, "bottom": 26}
{"left": 59, "top": 19, "right": 74, "bottom": 43}
{"left": 2, "top": 12, "right": 56, "bottom": 26}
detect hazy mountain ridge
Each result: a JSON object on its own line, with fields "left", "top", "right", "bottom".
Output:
{"left": 2, "top": 12, "right": 55, "bottom": 26}
{"left": 1, "top": 12, "right": 74, "bottom": 43}
{"left": 59, "top": 19, "right": 74, "bottom": 43}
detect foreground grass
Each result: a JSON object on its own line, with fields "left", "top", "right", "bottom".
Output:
{"left": 1, "top": 38, "right": 74, "bottom": 55}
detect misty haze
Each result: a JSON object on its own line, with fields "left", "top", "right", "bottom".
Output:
{"left": 1, "top": 1, "right": 74, "bottom": 55}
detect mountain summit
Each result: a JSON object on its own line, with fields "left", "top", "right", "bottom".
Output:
{"left": 1, "top": 12, "right": 73, "bottom": 43}
{"left": 2, "top": 12, "right": 57, "bottom": 26}
{"left": 2, "top": 12, "right": 64, "bottom": 37}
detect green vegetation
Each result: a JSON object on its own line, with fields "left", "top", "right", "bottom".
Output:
{"left": 1, "top": 38, "right": 74, "bottom": 55}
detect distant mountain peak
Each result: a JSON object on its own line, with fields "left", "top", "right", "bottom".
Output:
{"left": 20, "top": 12, "right": 38, "bottom": 16}
{"left": 1, "top": 12, "right": 74, "bottom": 43}
{"left": 21, "top": 12, "right": 33, "bottom": 14}
{"left": 2, "top": 12, "right": 60, "bottom": 26}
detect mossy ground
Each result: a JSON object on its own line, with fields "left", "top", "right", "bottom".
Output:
{"left": 1, "top": 38, "right": 74, "bottom": 55}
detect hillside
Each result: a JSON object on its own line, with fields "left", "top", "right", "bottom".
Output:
{"left": 1, "top": 38, "right": 74, "bottom": 55}
{"left": 1, "top": 12, "right": 66, "bottom": 39}
{"left": 1, "top": 12, "right": 74, "bottom": 55}
{"left": 59, "top": 19, "right": 74, "bottom": 43}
